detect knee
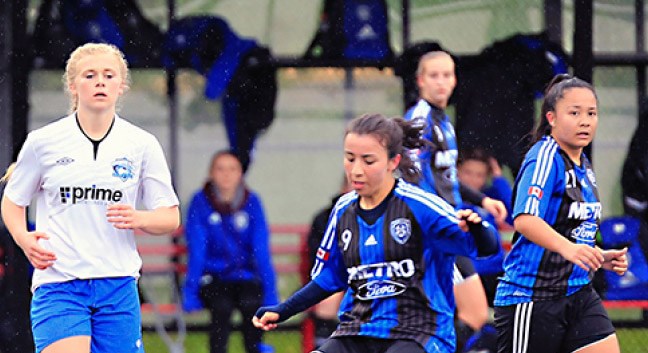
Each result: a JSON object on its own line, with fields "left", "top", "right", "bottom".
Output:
{"left": 458, "top": 306, "right": 489, "bottom": 330}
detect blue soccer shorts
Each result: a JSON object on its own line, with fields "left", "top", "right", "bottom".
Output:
{"left": 31, "top": 277, "right": 144, "bottom": 353}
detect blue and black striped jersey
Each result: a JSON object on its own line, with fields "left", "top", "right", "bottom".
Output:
{"left": 495, "top": 136, "right": 601, "bottom": 306}
{"left": 404, "top": 99, "right": 462, "bottom": 207}
{"left": 311, "top": 179, "right": 477, "bottom": 353}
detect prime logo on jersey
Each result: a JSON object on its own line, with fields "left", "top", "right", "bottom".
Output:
{"left": 59, "top": 185, "right": 123, "bottom": 204}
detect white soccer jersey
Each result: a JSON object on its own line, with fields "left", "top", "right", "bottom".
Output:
{"left": 4, "top": 114, "right": 180, "bottom": 291}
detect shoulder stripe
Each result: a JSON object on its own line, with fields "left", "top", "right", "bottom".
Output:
{"left": 407, "top": 99, "right": 431, "bottom": 124}
{"left": 523, "top": 138, "right": 558, "bottom": 216}
{"left": 321, "top": 191, "right": 357, "bottom": 250}
{"left": 530, "top": 138, "right": 557, "bottom": 186}
{"left": 524, "top": 197, "right": 540, "bottom": 215}
{"left": 537, "top": 141, "right": 558, "bottom": 188}
{"left": 395, "top": 181, "right": 459, "bottom": 224}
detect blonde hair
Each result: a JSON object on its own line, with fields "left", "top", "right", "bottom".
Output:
{"left": 0, "top": 163, "right": 16, "bottom": 184}
{"left": 416, "top": 51, "right": 454, "bottom": 77}
{"left": 63, "top": 43, "right": 131, "bottom": 113}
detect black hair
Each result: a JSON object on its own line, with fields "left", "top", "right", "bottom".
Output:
{"left": 531, "top": 74, "right": 598, "bottom": 143}
{"left": 345, "top": 113, "right": 426, "bottom": 184}
{"left": 458, "top": 147, "right": 492, "bottom": 173}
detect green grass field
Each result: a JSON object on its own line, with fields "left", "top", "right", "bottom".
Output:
{"left": 142, "top": 328, "right": 648, "bottom": 353}
{"left": 143, "top": 331, "right": 302, "bottom": 353}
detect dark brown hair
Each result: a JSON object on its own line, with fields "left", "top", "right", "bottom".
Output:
{"left": 531, "top": 74, "right": 598, "bottom": 143}
{"left": 458, "top": 148, "right": 492, "bottom": 173}
{"left": 209, "top": 150, "right": 242, "bottom": 173}
{"left": 345, "top": 113, "right": 425, "bottom": 183}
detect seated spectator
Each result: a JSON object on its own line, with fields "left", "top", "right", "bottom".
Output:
{"left": 182, "top": 150, "right": 278, "bottom": 353}
{"left": 458, "top": 148, "right": 514, "bottom": 227}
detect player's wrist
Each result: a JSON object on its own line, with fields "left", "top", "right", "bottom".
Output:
{"left": 134, "top": 210, "right": 149, "bottom": 230}
{"left": 13, "top": 231, "right": 32, "bottom": 249}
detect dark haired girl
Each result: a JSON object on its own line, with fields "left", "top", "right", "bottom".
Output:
{"left": 494, "top": 75, "right": 628, "bottom": 353}
{"left": 253, "top": 113, "right": 498, "bottom": 353}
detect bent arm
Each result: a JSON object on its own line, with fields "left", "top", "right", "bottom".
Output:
{"left": 514, "top": 214, "right": 603, "bottom": 271}
{"left": 255, "top": 281, "right": 335, "bottom": 323}
{"left": 467, "top": 219, "right": 499, "bottom": 257}
{"left": 138, "top": 206, "right": 180, "bottom": 235}
{"left": 514, "top": 214, "right": 571, "bottom": 253}
{"left": 1, "top": 195, "right": 56, "bottom": 269}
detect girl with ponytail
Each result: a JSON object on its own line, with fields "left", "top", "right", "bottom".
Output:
{"left": 494, "top": 75, "right": 627, "bottom": 353}
{"left": 253, "top": 113, "right": 498, "bottom": 353}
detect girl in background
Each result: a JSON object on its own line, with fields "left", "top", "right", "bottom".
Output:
{"left": 183, "top": 150, "right": 277, "bottom": 353}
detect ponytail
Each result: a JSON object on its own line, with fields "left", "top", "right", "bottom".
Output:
{"left": 345, "top": 114, "right": 425, "bottom": 184}
{"left": 392, "top": 117, "right": 425, "bottom": 183}
{"left": 0, "top": 162, "right": 16, "bottom": 184}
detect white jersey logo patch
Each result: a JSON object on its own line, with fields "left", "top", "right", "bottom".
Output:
{"left": 112, "top": 157, "right": 134, "bottom": 182}
{"left": 390, "top": 218, "right": 411, "bottom": 245}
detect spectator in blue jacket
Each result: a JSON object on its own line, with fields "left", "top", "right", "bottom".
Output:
{"left": 183, "top": 150, "right": 278, "bottom": 353}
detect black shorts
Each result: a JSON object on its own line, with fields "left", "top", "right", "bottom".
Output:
{"left": 313, "top": 336, "right": 426, "bottom": 353}
{"left": 494, "top": 285, "right": 615, "bottom": 353}
{"left": 453, "top": 255, "right": 477, "bottom": 284}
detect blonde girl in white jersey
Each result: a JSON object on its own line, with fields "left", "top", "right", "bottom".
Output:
{"left": 1, "top": 43, "right": 180, "bottom": 353}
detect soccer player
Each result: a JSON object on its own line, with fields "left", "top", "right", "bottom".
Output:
{"left": 1, "top": 43, "right": 180, "bottom": 353}
{"left": 494, "top": 74, "right": 628, "bottom": 353}
{"left": 182, "top": 150, "right": 278, "bottom": 353}
{"left": 252, "top": 113, "right": 499, "bottom": 353}
{"left": 404, "top": 51, "right": 506, "bottom": 350}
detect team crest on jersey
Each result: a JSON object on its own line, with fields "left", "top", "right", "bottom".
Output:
{"left": 112, "top": 157, "right": 134, "bottom": 182}
{"left": 390, "top": 218, "right": 411, "bottom": 245}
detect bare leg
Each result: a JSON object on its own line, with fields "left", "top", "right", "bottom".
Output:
{"left": 572, "top": 334, "right": 620, "bottom": 353}
{"left": 454, "top": 274, "right": 489, "bottom": 330}
{"left": 42, "top": 336, "right": 90, "bottom": 353}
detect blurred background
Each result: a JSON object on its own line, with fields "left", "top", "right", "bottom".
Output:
{"left": 2, "top": 1, "right": 648, "bottom": 352}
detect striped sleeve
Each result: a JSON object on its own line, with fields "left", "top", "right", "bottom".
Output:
{"left": 513, "top": 139, "right": 560, "bottom": 219}
{"left": 310, "top": 192, "right": 356, "bottom": 292}
{"left": 396, "top": 181, "right": 475, "bottom": 257}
